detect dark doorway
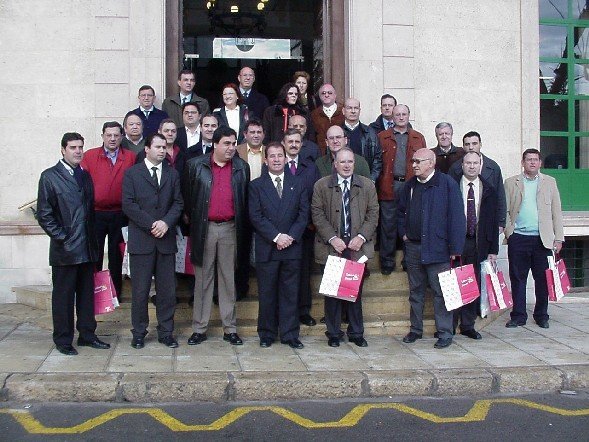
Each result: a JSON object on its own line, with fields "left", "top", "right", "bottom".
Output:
{"left": 181, "top": 0, "right": 323, "bottom": 110}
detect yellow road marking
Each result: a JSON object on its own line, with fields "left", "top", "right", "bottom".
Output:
{"left": 0, "top": 399, "right": 587, "bottom": 434}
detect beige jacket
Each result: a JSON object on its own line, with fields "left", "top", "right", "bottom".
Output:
{"left": 503, "top": 172, "right": 564, "bottom": 249}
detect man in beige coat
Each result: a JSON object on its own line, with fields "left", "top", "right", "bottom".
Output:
{"left": 312, "top": 148, "right": 379, "bottom": 347}
{"left": 504, "top": 148, "right": 564, "bottom": 329}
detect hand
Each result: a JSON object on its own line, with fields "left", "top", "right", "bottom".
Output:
{"left": 487, "top": 254, "right": 497, "bottom": 264}
{"left": 330, "top": 237, "right": 347, "bottom": 254}
{"left": 499, "top": 226, "right": 504, "bottom": 234}
{"left": 151, "top": 220, "right": 169, "bottom": 238}
{"left": 403, "top": 235, "right": 408, "bottom": 242}
{"left": 348, "top": 235, "right": 365, "bottom": 252}
{"left": 553, "top": 241, "right": 563, "bottom": 254}
{"left": 276, "top": 234, "right": 294, "bottom": 250}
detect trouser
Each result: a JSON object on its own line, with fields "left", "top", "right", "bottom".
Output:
{"left": 235, "top": 223, "right": 252, "bottom": 298}
{"left": 257, "top": 259, "right": 301, "bottom": 341}
{"left": 51, "top": 262, "right": 97, "bottom": 346}
{"left": 454, "top": 236, "right": 480, "bottom": 332}
{"left": 95, "top": 210, "right": 125, "bottom": 297}
{"left": 298, "top": 229, "right": 315, "bottom": 317}
{"left": 405, "top": 240, "right": 453, "bottom": 339}
{"left": 192, "top": 221, "right": 237, "bottom": 333}
{"left": 130, "top": 252, "right": 176, "bottom": 339}
{"left": 379, "top": 181, "right": 405, "bottom": 269}
{"left": 508, "top": 233, "right": 551, "bottom": 324}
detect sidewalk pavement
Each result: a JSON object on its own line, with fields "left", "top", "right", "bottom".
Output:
{"left": 0, "top": 295, "right": 587, "bottom": 403}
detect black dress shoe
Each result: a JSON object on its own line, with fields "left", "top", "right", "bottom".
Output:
{"left": 56, "top": 344, "right": 78, "bottom": 356}
{"left": 349, "top": 337, "right": 368, "bottom": 347}
{"left": 259, "top": 338, "right": 273, "bottom": 348}
{"left": 434, "top": 338, "right": 452, "bottom": 349}
{"left": 223, "top": 333, "right": 243, "bottom": 345}
{"left": 77, "top": 337, "right": 111, "bottom": 349}
{"left": 460, "top": 329, "right": 482, "bottom": 340}
{"left": 505, "top": 319, "right": 525, "bottom": 328}
{"left": 187, "top": 333, "right": 207, "bottom": 345}
{"left": 131, "top": 336, "right": 145, "bottom": 349}
{"left": 381, "top": 267, "right": 394, "bottom": 275}
{"left": 402, "top": 332, "right": 422, "bottom": 343}
{"left": 299, "top": 314, "right": 317, "bottom": 326}
{"left": 536, "top": 320, "right": 550, "bottom": 329}
{"left": 158, "top": 336, "right": 179, "bottom": 348}
{"left": 328, "top": 337, "right": 340, "bottom": 347}
{"left": 281, "top": 338, "right": 304, "bottom": 349}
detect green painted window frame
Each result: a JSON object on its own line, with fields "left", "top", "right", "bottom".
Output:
{"left": 540, "top": 0, "right": 589, "bottom": 210}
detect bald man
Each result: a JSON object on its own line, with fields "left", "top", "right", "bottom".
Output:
{"left": 310, "top": 84, "right": 345, "bottom": 155}
{"left": 397, "top": 148, "right": 466, "bottom": 349}
{"left": 238, "top": 67, "right": 270, "bottom": 120}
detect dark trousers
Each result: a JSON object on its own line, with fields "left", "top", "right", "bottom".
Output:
{"left": 507, "top": 233, "right": 551, "bottom": 324}
{"left": 454, "top": 236, "right": 480, "bottom": 332}
{"left": 405, "top": 240, "right": 453, "bottom": 339}
{"left": 95, "top": 210, "right": 124, "bottom": 297}
{"left": 298, "top": 229, "right": 315, "bottom": 317}
{"left": 235, "top": 224, "right": 252, "bottom": 298}
{"left": 51, "top": 262, "right": 97, "bottom": 346}
{"left": 257, "top": 259, "right": 301, "bottom": 341}
{"left": 130, "top": 252, "right": 176, "bottom": 339}
{"left": 379, "top": 181, "right": 404, "bottom": 269}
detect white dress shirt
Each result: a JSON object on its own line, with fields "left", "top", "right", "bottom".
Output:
{"left": 144, "top": 158, "right": 162, "bottom": 185}
{"left": 461, "top": 176, "right": 481, "bottom": 219}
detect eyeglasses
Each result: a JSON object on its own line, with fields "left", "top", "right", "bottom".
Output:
{"left": 411, "top": 158, "right": 432, "bottom": 164}
{"left": 327, "top": 135, "right": 345, "bottom": 141}
{"left": 321, "top": 91, "right": 334, "bottom": 95}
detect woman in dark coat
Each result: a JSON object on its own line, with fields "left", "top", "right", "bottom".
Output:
{"left": 262, "top": 82, "right": 308, "bottom": 144}
{"left": 213, "top": 83, "right": 248, "bottom": 144}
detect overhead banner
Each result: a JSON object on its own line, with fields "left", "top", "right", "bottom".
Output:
{"left": 212, "top": 38, "right": 291, "bottom": 59}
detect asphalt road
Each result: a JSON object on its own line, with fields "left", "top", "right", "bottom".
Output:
{"left": 0, "top": 393, "right": 588, "bottom": 441}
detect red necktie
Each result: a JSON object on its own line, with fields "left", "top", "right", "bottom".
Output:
{"left": 289, "top": 160, "right": 296, "bottom": 175}
{"left": 467, "top": 183, "right": 476, "bottom": 237}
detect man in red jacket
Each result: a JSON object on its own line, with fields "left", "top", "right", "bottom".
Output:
{"left": 81, "top": 121, "right": 136, "bottom": 297}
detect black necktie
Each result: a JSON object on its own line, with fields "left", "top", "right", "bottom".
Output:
{"left": 243, "top": 91, "right": 249, "bottom": 99}
{"left": 467, "top": 182, "right": 476, "bottom": 237}
{"left": 342, "top": 180, "right": 351, "bottom": 237}
{"left": 151, "top": 166, "right": 159, "bottom": 188}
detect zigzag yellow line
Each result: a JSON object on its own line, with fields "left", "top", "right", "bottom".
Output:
{"left": 0, "top": 399, "right": 587, "bottom": 434}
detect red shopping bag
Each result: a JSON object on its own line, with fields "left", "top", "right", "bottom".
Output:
{"left": 319, "top": 255, "right": 365, "bottom": 302}
{"left": 438, "top": 262, "right": 480, "bottom": 311}
{"left": 94, "top": 270, "right": 117, "bottom": 315}
{"left": 546, "top": 254, "right": 571, "bottom": 302}
{"left": 483, "top": 261, "right": 513, "bottom": 311}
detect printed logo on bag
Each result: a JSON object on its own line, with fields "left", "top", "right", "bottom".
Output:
{"left": 104, "top": 306, "right": 113, "bottom": 312}
{"left": 344, "top": 273, "right": 360, "bottom": 281}
{"left": 94, "top": 285, "right": 107, "bottom": 293}
{"left": 500, "top": 281, "right": 506, "bottom": 289}
{"left": 460, "top": 276, "right": 475, "bottom": 286}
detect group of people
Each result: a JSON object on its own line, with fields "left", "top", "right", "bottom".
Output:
{"left": 36, "top": 67, "right": 564, "bottom": 356}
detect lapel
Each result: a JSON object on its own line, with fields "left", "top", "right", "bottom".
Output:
{"left": 159, "top": 163, "right": 171, "bottom": 189}
{"left": 260, "top": 173, "right": 282, "bottom": 211}
{"left": 280, "top": 172, "right": 296, "bottom": 211}
{"left": 56, "top": 161, "right": 80, "bottom": 191}
{"left": 140, "top": 162, "right": 159, "bottom": 190}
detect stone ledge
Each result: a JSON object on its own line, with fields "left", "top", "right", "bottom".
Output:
{"left": 0, "top": 223, "right": 44, "bottom": 236}
{"left": 119, "top": 373, "right": 229, "bottom": 402}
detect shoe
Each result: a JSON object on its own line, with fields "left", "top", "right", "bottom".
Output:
{"left": 460, "top": 329, "right": 482, "bottom": 340}
{"left": 328, "top": 337, "right": 340, "bottom": 347}
{"left": 349, "top": 337, "right": 368, "bottom": 347}
{"left": 364, "top": 267, "right": 371, "bottom": 278}
{"left": 402, "top": 332, "right": 422, "bottom": 343}
{"left": 434, "top": 338, "right": 452, "bottom": 349}
{"left": 299, "top": 314, "right": 317, "bottom": 327}
{"left": 55, "top": 344, "right": 78, "bottom": 356}
{"left": 505, "top": 319, "right": 525, "bottom": 328}
{"left": 158, "top": 336, "right": 179, "bottom": 348}
{"left": 381, "top": 267, "right": 394, "bottom": 275}
{"left": 131, "top": 336, "right": 145, "bottom": 349}
{"left": 77, "top": 337, "right": 111, "bottom": 349}
{"left": 536, "top": 320, "right": 549, "bottom": 329}
{"left": 281, "top": 338, "right": 304, "bottom": 349}
{"left": 187, "top": 333, "right": 207, "bottom": 345}
{"left": 259, "top": 338, "right": 273, "bottom": 348}
{"left": 236, "top": 293, "right": 247, "bottom": 302}
{"left": 150, "top": 295, "right": 157, "bottom": 306}
{"left": 437, "top": 329, "right": 456, "bottom": 338}
{"left": 223, "top": 333, "right": 243, "bottom": 345}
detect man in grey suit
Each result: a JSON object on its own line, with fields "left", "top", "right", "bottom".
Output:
{"left": 122, "top": 133, "right": 184, "bottom": 349}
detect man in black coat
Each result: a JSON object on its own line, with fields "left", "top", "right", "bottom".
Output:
{"left": 130, "top": 85, "right": 169, "bottom": 137}
{"left": 249, "top": 142, "right": 310, "bottom": 348}
{"left": 122, "top": 134, "right": 184, "bottom": 349}
{"left": 452, "top": 151, "right": 499, "bottom": 339}
{"left": 37, "top": 132, "right": 111, "bottom": 355}
{"left": 238, "top": 67, "right": 270, "bottom": 120}
{"left": 448, "top": 131, "right": 507, "bottom": 230}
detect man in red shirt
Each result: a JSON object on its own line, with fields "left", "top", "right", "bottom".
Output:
{"left": 182, "top": 126, "right": 250, "bottom": 346}
{"left": 81, "top": 121, "right": 136, "bottom": 297}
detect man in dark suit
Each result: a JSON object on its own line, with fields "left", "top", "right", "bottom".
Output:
{"left": 176, "top": 102, "right": 201, "bottom": 153}
{"left": 447, "top": 131, "right": 507, "bottom": 231}
{"left": 163, "top": 70, "right": 210, "bottom": 127}
{"left": 289, "top": 114, "right": 321, "bottom": 161}
{"left": 37, "top": 132, "right": 111, "bottom": 355}
{"left": 452, "top": 151, "right": 499, "bottom": 340}
{"left": 130, "top": 85, "right": 169, "bottom": 137}
{"left": 185, "top": 114, "right": 217, "bottom": 161}
{"left": 238, "top": 67, "right": 269, "bottom": 120}
{"left": 282, "top": 129, "right": 321, "bottom": 327}
{"left": 249, "top": 142, "right": 310, "bottom": 348}
{"left": 122, "top": 133, "right": 184, "bottom": 349}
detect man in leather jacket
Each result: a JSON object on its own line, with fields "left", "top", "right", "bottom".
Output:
{"left": 36, "top": 132, "right": 111, "bottom": 356}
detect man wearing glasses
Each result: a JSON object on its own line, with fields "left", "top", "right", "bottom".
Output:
{"left": 311, "top": 84, "right": 345, "bottom": 155}
{"left": 315, "top": 125, "right": 371, "bottom": 179}
{"left": 130, "top": 85, "right": 169, "bottom": 138}
{"left": 397, "top": 148, "right": 466, "bottom": 349}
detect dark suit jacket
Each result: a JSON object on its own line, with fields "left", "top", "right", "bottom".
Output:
{"left": 122, "top": 162, "right": 183, "bottom": 255}
{"left": 248, "top": 172, "right": 309, "bottom": 263}
{"left": 213, "top": 106, "right": 248, "bottom": 144}
{"left": 131, "top": 107, "right": 168, "bottom": 138}
{"left": 176, "top": 126, "right": 200, "bottom": 153}
{"left": 243, "top": 88, "right": 270, "bottom": 120}
{"left": 455, "top": 175, "right": 500, "bottom": 262}
{"left": 135, "top": 146, "right": 188, "bottom": 177}
{"left": 287, "top": 156, "right": 320, "bottom": 207}
{"left": 185, "top": 140, "right": 213, "bottom": 161}
{"left": 300, "top": 140, "right": 321, "bottom": 161}
{"left": 448, "top": 153, "right": 506, "bottom": 227}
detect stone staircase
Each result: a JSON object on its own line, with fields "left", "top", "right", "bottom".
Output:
{"left": 12, "top": 254, "right": 497, "bottom": 337}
